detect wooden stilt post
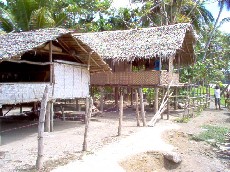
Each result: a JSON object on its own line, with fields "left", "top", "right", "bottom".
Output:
{"left": 0, "top": 105, "right": 3, "bottom": 116}
{"left": 161, "top": 87, "right": 165, "bottom": 119}
{"left": 154, "top": 87, "right": 159, "bottom": 114}
{"left": 83, "top": 97, "right": 92, "bottom": 151}
{"left": 139, "top": 88, "right": 146, "bottom": 126}
{"left": 61, "top": 106, "right": 65, "bottom": 121}
{"left": 131, "top": 88, "right": 134, "bottom": 106}
{"left": 115, "top": 87, "right": 119, "bottom": 109}
{"left": 50, "top": 101, "right": 54, "bottom": 132}
{"left": 167, "top": 90, "right": 170, "bottom": 120}
{"left": 174, "top": 87, "right": 178, "bottom": 110}
{"left": 118, "top": 89, "right": 123, "bottom": 136}
{"left": 99, "top": 86, "right": 104, "bottom": 112}
{"left": 75, "top": 98, "right": 79, "bottom": 111}
{"left": 36, "top": 86, "right": 49, "bottom": 170}
{"left": 135, "top": 89, "right": 140, "bottom": 126}
{"left": 45, "top": 101, "right": 51, "bottom": 132}
{"left": 20, "top": 104, "right": 22, "bottom": 114}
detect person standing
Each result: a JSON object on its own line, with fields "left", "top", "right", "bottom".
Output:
{"left": 214, "top": 85, "right": 221, "bottom": 110}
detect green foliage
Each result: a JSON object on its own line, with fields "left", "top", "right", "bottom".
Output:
{"left": 142, "top": 88, "right": 155, "bottom": 105}
{"left": 174, "top": 116, "right": 190, "bottom": 123}
{"left": 192, "top": 125, "right": 230, "bottom": 145}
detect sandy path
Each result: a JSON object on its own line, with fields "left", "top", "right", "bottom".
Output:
{"left": 52, "top": 120, "right": 179, "bottom": 172}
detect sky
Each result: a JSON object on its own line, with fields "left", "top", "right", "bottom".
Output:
{"left": 112, "top": 0, "right": 230, "bottom": 33}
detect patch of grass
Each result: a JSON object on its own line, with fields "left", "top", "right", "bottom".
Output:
{"left": 192, "top": 125, "right": 230, "bottom": 145}
{"left": 174, "top": 116, "right": 190, "bottom": 123}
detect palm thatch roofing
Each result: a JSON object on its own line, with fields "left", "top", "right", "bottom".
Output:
{"left": 0, "top": 28, "right": 111, "bottom": 73}
{"left": 74, "top": 23, "right": 196, "bottom": 65}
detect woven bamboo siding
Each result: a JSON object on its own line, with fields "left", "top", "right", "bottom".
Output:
{"left": 0, "top": 83, "right": 52, "bottom": 105}
{"left": 91, "top": 71, "right": 161, "bottom": 86}
{"left": 53, "top": 63, "right": 89, "bottom": 99}
{"left": 0, "top": 63, "right": 89, "bottom": 105}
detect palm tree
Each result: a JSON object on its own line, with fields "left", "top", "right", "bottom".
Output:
{"left": 0, "top": 0, "right": 67, "bottom": 32}
{"left": 134, "top": 0, "right": 213, "bottom": 32}
{"left": 202, "top": 0, "right": 230, "bottom": 62}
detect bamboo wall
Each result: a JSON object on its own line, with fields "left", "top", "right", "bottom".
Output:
{"left": 0, "top": 63, "right": 89, "bottom": 105}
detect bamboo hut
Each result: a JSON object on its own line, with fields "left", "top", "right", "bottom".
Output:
{"left": 74, "top": 23, "right": 196, "bottom": 87}
{"left": 0, "top": 28, "right": 111, "bottom": 114}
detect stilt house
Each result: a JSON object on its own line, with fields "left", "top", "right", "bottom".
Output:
{"left": 74, "top": 23, "right": 196, "bottom": 87}
{"left": 0, "top": 28, "right": 111, "bottom": 108}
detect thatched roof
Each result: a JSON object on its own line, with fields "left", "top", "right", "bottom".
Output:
{"left": 74, "top": 23, "right": 196, "bottom": 65}
{"left": 0, "top": 28, "right": 111, "bottom": 72}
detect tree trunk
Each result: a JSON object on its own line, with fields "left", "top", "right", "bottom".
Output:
{"left": 82, "top": 97, "right": 92, "bottom": 151}
{"left": 202, "top": 2, "right": 224, "bottom": 62}
{"left": 118, "top": 90, "right": 123, "bottom": 136}
{"left": 36, "top": 86, "right": 49, "bottom": 170}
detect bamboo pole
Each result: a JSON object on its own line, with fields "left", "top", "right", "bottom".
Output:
{"left": 118, "top": 89, "right": 124, "bottom": 136}
{"left": 148, "top": 83, "right": 173, "bottom": 127}
{"left": 45, "top": 101, "right": 51, "bottom": 132}
{"left": 174, "top": 88, "right": 178, "bottom": 110}
{"left": 135, "top": 89, "right": 140, "bottom": 127}
{"left": 139, "top": 88, "right": 146, "bottom": 126}
{"left": 83, "top": 97, "right": 93, "bottom": 151}
{"left": 36, "top": 86, "right": 49, "bottom": 170}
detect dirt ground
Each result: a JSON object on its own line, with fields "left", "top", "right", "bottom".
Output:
{"left": 0, "top": 100, "right": 229, "bottom": 172}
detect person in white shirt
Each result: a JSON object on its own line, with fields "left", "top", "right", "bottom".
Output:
{"left": 214, "top": 85, "right": 221, "bottom": 110}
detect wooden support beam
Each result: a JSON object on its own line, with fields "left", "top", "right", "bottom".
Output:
{"left": 20, "top": 104, "right": 22, "bottom": 114}
{"left": 118, "top": 89, "right": 123, "bottom": 136}
{"left": 135, "top": 89, "right": 140, "bottom": 127}
{"left": 83, "top": 97, "right": 92, "bottom": 151}
{"left": 99, "top": 87, "right": 104, "bottom": 112}
{"left": 167, "top": 91, "right": 170, "bottom": 120}
{"left": 50, "top": 101, "right": 54, "bottom": 132}
{"left": 154, "top": 87, "right": 159, "bottom": 114}
{"left": 49, "top": 41, "right": 53, "bottom": 84}
{"left": 139, "top": 88, "right": 146, "bottom": 126}
{"left": 174, "top": 88, "right": 178, "bottom": 110}
{"left": 45, "top": 102, "right": 51, "bottom": 132}
{"left": 61, "top": 106, "right": 65, "bottom": 121}
{"left": 36, "top": 86, "right": 49, "bottom": 170}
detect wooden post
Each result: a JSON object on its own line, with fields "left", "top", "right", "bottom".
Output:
{"left": 118, "top": 89, "right": 123, "bottom": 136}
{"left": 0, "top": 105, "right": 3, "bottom": 116}
{"left": 167, "top": 92, "right": 170, "bottom": 120}
{"left": 49, "top": 41, "right": 53, "bottom": 84}
{"left": 83, "top": 97, "right": 92, "bottom": 151}
{"left": 20, "top": 104, "right": 22, "bottom": 114}
{"left": 75, "top": 98, "right": 79, "bottom": 111}
{"left": 115, "top": 87, "right": 119, "bottom": 110}
{"left": 61, "top": 106, "right": 65, "bottom": 121}
{"left": 36, "top": 86, "right": 49, "bottom": 170}
{"left": 154, "top": 87, "right": 159, "bottom": 114}
{"left": 50, "top": 101, "right": 54, "bottom": 132}
{"left": 45, "top": 101, "right": 51, "bottom": 132}
{"left": 135, "top": 89, "right": 140, "bottom": 126}
{"left": 161, "top": 87, "right": 165, "bottom": 119}
{"left": 174, "top": 88, "right": 178, "bottom": 110}
{"left": 139, "top": 88, "right": 146, "bottom": 126}
{"left": 131, "top": 88, "right": 134, "bottom": 106}
{"left": 99, "top": 87, "right": 104, "bottom": 112}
